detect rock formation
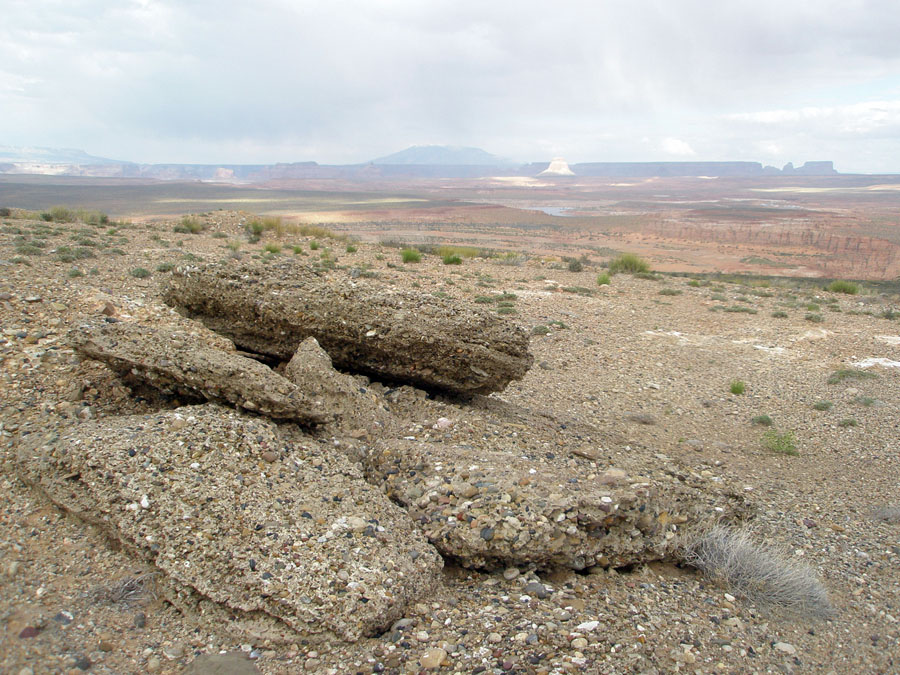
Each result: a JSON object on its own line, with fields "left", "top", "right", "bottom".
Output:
{"left": 16, "top": 404, "right": 443, "bottom": 643}
{"left": 538, "top": 157, "right": 575, "bottom": 177}
{"left": 69, "top": 321, "right": 331, "bottom": 425}
{"left": 162, "top": 260, "right": 533, "bottom": 395}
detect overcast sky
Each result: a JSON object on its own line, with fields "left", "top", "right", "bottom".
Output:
{"left": 3, "top": 0, "right": 900, "bottom": 172}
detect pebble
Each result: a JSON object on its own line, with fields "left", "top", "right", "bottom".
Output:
{"left": 774, "top": 641, "right": 797, "bottom": 655}
{"left": 72, "top": 655, "right": 92, "bottom": 671}
{"left": 420, "top": 647, "right": 447, "bottom": 669}
{"left": 17, "top": 668, "right": 34, "bottom": 675}
{"left": 572, "top": 637, "right": 589, "bottom": 648}
{"left": 502, "top": 567, "right": 520, "bottom": 580}
{"left": 523, "top": 581, "right": 549, "bottom": 599}
{"left": 146, "top": 656, "right": 161, "bottom": 672}
{"left": 576, "top": 620, "right": 599, "bottom": 631}
{"left": 261, "top": 450, "right": 277, "bottom": 463}
{"left": 133, "top": 612, "right": 147, "bottom": 628}
{"left": 163, "top": 642, "right": 185, "bottom": 660}
{"left": 488, "top": 632, "right": 502, "bottom": 643}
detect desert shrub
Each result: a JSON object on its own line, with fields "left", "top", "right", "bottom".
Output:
{"left": 730, "top": 379, "right": 746, "bottom": 395}
{"left": 723, "top": 305, "right": 757, "bottom": 314}
{"left": 762, "top": 429, "right": 798, "bottom": 455}
{"left": 0, "top": 207, "right": 10, "bottom": 217}
{"left": 826, "top": 280, "right": 858, "bottom": 295}
{"left": 474, "top": 295, "right": 495, "bottom": 304}
{"left": 129, "top": 267, "right": 151, "bottom": 279}
{"left": 263, "top": 243, "right": 281, "bottom": 254}
{"left": 442, "top": 254, "right": 463, "bottom": 265}
{"left": 532, "top": 325, "right": 551, "bottom": 335}
{"left": 806, "top": 302, "right": 821, "bottom": 311}
{"left": 681, "top": 527, "right": 833, "bottom": 618}
{"left": 771, "top": 310, "right": 788, "bottom": 318}
{"left": 687, "top": 279, "right": 701, "bottom": 287}
{"left": 227, "top": 240, "right": 241, "bottom": 252}
{"left": 853, "top": 396, "right": 876, "bottom": 407}
{"left": 67, "top": 268, "right": 84, "bottom": 278}
{"left": 827, "top": 369, "right": 877, "bottom": 385}
{"left": 495, "top": 251, "right": 527, "bottom": 266}
{"left": 561, "top": 286, "right": 594, "bottom": 296}
{"left": 596, "top": 272, "right": 611, "bottom": 286}
{"left": 839, "top": 418, "right": 858, "bottom": 428}
{"left": 549, "top": 319, "right": 569, "bottom": 329}
{"left": 401, "top": 248, "right": 421, "bottom": 263}
{"left": 635, "top": 272, "right": 662, "bottom": 281}
{"left": 310, "top": 241, "right": 320, "bottom": 250}
{"left": 881, "top": 308, "right": 898, "bottom": 320}
{"left": 438, "top": 245, "right": 481, "bottom": 259}
{"left": 173, "top": 216, "right": 206, "bottom": 234}
{"left": 567, "top": 259, "right": 583, "bottom": 273}
{"left": 345, "top": 244, "right": 357, "bottom": 253}
{"left": 805, "top": 313, "right": 824, "bottom": 323}
{"left": 155, "top": 262, "right": 175, "bottom": 273}
{"left": 496, "top": 305, "right": 517, "bottom": 315}
{"left": 751, "top": 414, "right": 773, "bottom": 426}
{"left": 608, "top": 253, "right": 650, "bottom": 275}
{"left": 812, "top": 400, "right": 833, "bottom": 411}
{"left": 659, "top": 288, "right": 682, "bottom": 296}
{"left": 42, "top": 206, "right": 78, "bottom": 222}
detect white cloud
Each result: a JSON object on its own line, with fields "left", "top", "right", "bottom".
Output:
{"left": 660, "top": 138, "right": 696, "bottom": 157}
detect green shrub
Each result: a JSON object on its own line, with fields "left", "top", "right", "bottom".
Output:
{"left": 853, "top": 396, "right": 876, "bottom": 407}
{"left": 730, "top": 379, "right": 746, "bottom": 395}
{"left": 608, "top": 253, "right": 650, "bottom": 275}
{"left": 806, "top": 302, "right": 821, "bottom": 311}
{"left": 438, "top": 245, "right": 481, "bottom": 259}
{"left": 805, "top": 313, "right": 824, "bottom": 323}
{"left": 310, "top": 241, "right": 320, "bottom": 250}
{"left": 67, "top": 268, "right": 84, "bottom": 278}
{"left": 227, "top": 240, "right": 241, "bottom": 252}
{"left": 634, "top": 272, "right": 661, "bottom": 281}
{"left": 345, "top": 244, "right": 358, "bottom": 253}
{"left": 659, "top": 288, "right": 682, "bottom": 296}
{"left": 155, "top": 262, "right": 175, "bottom": 273}
{"left": 442, "top": 254, "right": 463, "bottom": 265}
{"left": 496, "top": 305, "right": 517, "bottom": 314}
{"left": 532, "top": 325, "right": 551, "bottom": 335}
{"left": 173, "top": 216, "right": 206, "bottom": 234}
{"left": 264, "top": 243, "right": 281, "bottom": 254}
{"left": 401, "top": 248, "right": 421, "bottom": 263}
{"left": 567, "top": 259, "right": 584, "bottom": 273}
{"left": 751, "top": 414, "right": 773, "bottom": 426}
{"left": 839, "top": 418, "right": 858, "bottom": 428}
{"left": 473, "top": 295, "right": 495, "bottom": 304}
{"left": 129, "top": 267, "right": 151, "bottom": 279}
{"left": 0, "top": 207, "right": 10, "bottom": 217}
{"left": 762, "top": 430, "right": 798, "bottom": 455}
{"left": 596, "top": 272, "right": 611, "bottom": 286}
{"left": 812, "top": 400, "right": 832, "bottom": 411}
{"left": 827, "top": 369, "right": 877, "bottom": 385}
{"left": 771, "top": 311, "right": 788, "bottom": 318}
{"left": 826, "top": 280, "right": 858, "bottom": 294}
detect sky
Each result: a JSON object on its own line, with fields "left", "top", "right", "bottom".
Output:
{"left": 3, "top": 0, "right": 900, "bottom": 172}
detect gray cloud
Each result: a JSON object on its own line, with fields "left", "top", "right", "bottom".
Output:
{"left": 2, "top": 0, "right": 900, "bottom": 170}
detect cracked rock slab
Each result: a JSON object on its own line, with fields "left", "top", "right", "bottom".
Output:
{"left": 69, "top": 321, "right": 330, "bottom": 425}
{"left": 364, "top": 439, "right": 750, "bottom": 570}
{"left": 162, "top": 260, "right": 533, "bottom": 395}
{"left": 16, "top": 404, "right": 443, "bottom": 643}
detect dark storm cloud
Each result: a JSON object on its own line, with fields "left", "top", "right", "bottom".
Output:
{"left": 3, "top": 0, "right": 900, "bottom": 170}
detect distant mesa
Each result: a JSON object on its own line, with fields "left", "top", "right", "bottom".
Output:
{"left": 370, "top": 145, "right": 511, "bottom": 166}
{"left": 538, "top": 157, "right": 575, "bottom": 177}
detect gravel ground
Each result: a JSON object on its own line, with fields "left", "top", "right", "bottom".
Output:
{"left": 1, "top": 210, "right": 899, "bottom": 674}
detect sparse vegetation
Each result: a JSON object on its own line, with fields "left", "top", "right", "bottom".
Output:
{"left": 771, "top": 310, "right": 788, "bottom": 318}
{"left": 532, "top": 325, "right": 551, "bottom": 335}
{"left": 826, "top": 280, "right": 859, "bottom": 295}
{"left": 155, "top": 262, "right": 175, "bottom": 273}
{"left": 762, "top": 429, "right": 798, "bottom": 455}
{"left": 310, "top": 241, "right": 320, "bottom": 250}
{"left": 129, "top": 267, "right": 151, "bottom": 279}
{"left": 442, "top": 253, "right": 463, "bottom": 265}
{"left": 813, "top": 400, "right": 833, "bottom": 411}
{"left": 659, "top": 288, "right": 682, "bottom": 296}
{"left": 263, "top": 243, "right": 282, "bottom": 254}
{"left": 827, "top": 368, "right": 878, "bottom": 385}
{"left": 596, "top": 272, "right": 611, "bottom": 286}
{"left": 608, "top": 252, "right": 650, "bottom": 275}
{"left": 730, "top": 379, "right": 746, "bottom": 395}
{"left": 173, "top": 216, "right": 206, "bottom": 234}
{"left": 751, "top": 414, "right": 773, "bottom": 426}
{"left": 681, "top": 527, "right": 832, "bottom": 618}
{"left": 805, "top": 313, "right": 824, "bottom": 323}
{"left": 401, "top": 248, "right": 422, "bottom": 263}
{"left": 345, "top": 244, "right": 358, "bottom": 253}
{"left": 839, "top": 418, "right": 858, "bottom": 428}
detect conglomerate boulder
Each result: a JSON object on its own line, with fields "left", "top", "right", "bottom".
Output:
{"left": 364, "top": 438, "right": 750, "bottom": 570}
{"left": 69, "top": 321, "right": 330, "bottom": 425}
{"left": 162, "top": 260, "right": 534, "bottom": 395}
{"left": 16, "top": 404, "right": 443, "bottom": 643}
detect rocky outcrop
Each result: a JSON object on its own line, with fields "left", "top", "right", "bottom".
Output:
{"left": 162, "top": 260, "right": 533, "bottom": 395}
{"left": 364, "top": 439, "right": 750, "bottom": 570}
{"left": 16, "top": 405, "right": 443, "bottom": 643}
{"left": 69, "top": 322, "right": 331, "bottom": 425}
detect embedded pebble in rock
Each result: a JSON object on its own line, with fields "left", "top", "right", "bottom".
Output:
{"left": 364, "top": 438, "right": 749, "bottom": 569}
{"left": 163, "top": 260, "right": 533, "bottom": 394}
{"left": 16, "top": 404, "right": 442, "bottom": 643}
{"left": 420, "top": 647, "right": 447, "bottom": 669}
{"left": 774, "top": 642, "right": 797, "bottom": 655}
{"left": 69, "top": 322, "right": 330, "bottom": 425}
{"left": 523, "top": 581, "right": 550, "bottom": 599}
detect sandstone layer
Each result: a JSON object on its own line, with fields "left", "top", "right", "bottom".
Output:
{"left": 162, "top": 261, "right": 533, "bottom": 395}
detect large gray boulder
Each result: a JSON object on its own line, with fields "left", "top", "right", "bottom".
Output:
{"left": 16, "top": 404, "right": 443, "bottom": 643}
{"left": 162, "top": 260, "right": 533, "bottom": 395}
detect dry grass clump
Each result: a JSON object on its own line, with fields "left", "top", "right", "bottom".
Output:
{"left": 681, "top": 526, "right": 833, "bottom": 619}
{"left": 88, "top": 572, "right": 158, "bottom": 607}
